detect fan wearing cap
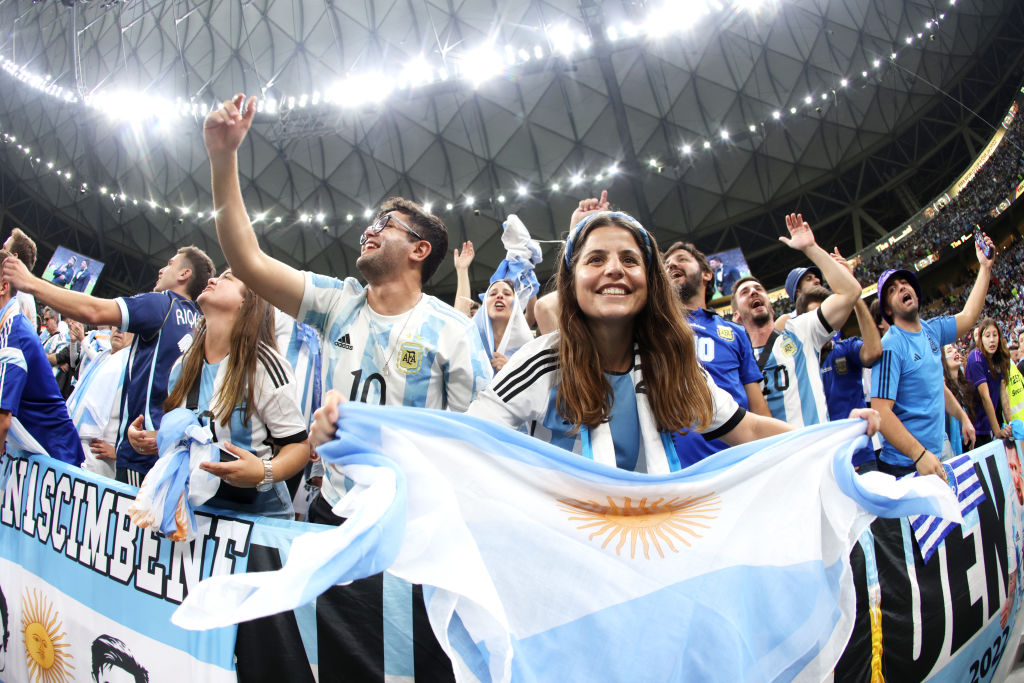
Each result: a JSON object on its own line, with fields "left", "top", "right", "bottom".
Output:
{"left": 467, "top": 203, "right": 842, "bottom": 472}
{"left": 870, "top": 231, "right": 996, "bottom": 480}
{"left": 731, "top": 213, "right": 864, "bottom": 428}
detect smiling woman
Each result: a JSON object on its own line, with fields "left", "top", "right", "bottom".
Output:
{"left": 468, "top": 208, "right": 791, "bottom": 472}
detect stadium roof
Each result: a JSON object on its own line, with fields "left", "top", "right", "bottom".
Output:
{"left": 0, "top": 0, "right": 1022, "bottom": 297}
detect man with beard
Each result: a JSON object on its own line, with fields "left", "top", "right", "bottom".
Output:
{"left": 871, "top": 233, "right": 995, "bottom": 479}
{"left": 731, "top": 213, "right": 861, "bottom": 427}
{"left": 204, "top": 93, "right": 492, "bottom": 682}
{"left": 664, "top": 242, "right": 776, "bottom": 466}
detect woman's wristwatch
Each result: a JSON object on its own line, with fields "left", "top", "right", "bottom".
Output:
{"left": 257, "top": 459, "right": 274, "bottom": 492}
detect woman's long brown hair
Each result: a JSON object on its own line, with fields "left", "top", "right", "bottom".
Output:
{"left": 977, "top": 317, "right": 1011, "bottom": 381}
{"left": 165, "top": 279, "right": 277, "bottom": 426}
{"left": 554, "top": 215, "right": 713, "bottom": 434}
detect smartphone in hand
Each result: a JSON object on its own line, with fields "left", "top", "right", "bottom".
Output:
{"left": 974, "top": 228, "right": 994, "bottom": 259}
{"left": 216, "top": 442, "right": 239, "bottom": 463}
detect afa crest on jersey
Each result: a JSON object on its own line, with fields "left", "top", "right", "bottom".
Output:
{"left": 835, "top": 358, "right": 848, "bottom": 374}
{"left": 397, "top": 342, "right": 424, "bottom": 374}
{"left": 781, "top": 337, "right": 798, "bottom": 358}
{"left": 716, "top": 325, "right": 734, "bottom": 342}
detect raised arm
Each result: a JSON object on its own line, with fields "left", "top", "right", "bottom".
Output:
{"left": 1, "top": 257, "right": 121, "bottom": 326}
{"left": 853, "top": 296, "right": 882, "bottom": 366}
{"left": 204, "top": 94, "right": 305, "bottom": 319}
{"left": 779, "top": 215, "right": 860, "bottom": 330}
{"left": 453, "top": 241, "right": 475, "bottom": 317}
{"left": 954, "top": 232, "right": 994, "bottom": 337}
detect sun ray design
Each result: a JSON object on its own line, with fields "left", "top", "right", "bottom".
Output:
{"left": 21, "top": 588, "right": 75, "bottom": 683}
{"left": 557, "top": 493, "right": 721, "bottom": 559}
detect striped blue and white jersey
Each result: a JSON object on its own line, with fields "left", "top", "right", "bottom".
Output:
{"left": 41, "top": 328, "right": 68, "bottom": 377}
{"left": 274, "top": 309, "right": 322, "bottom": 426}
{"left": 167, "top": 341, "right": 308, "bottom": 461}
{"left": 754, "top": 308, "right": 833, "bottom": 428}
{"left": 167, "top": 341, "right": 307, "bottom": 518}
{"left": 66, "top": 347, "right": 129, "bottom": 478}
{"left": 298, "top": 273, "right": 493, "bottom": 505}
{"left": 468, "top": 333, "right": 744, "bottom": 472}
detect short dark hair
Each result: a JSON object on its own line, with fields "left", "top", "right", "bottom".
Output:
{"left": 7, "top": 228, "right": 37, "bottom": 269}
{"left": 176, "top": 246, "right": 215, "bottom": 302}
{"left": 91, "top": 635, "right": 149, "bottom": 683}
{"left": 664, "top": 241, "right": 714, "bottom": 305}
{"left": 731, "top": 275, "right": 762, "bottom": 297}
{"left": 377, "top": 197, "right": 448, "bottom": 285}
{"left": 795, "top": 285, "right": 831, "bottom": 315}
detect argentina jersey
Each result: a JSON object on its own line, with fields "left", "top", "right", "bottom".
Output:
{"left": 673, "top": 308, "right": 761, "bottom": 467}
{"left": 114, "top": 290, "right": 199, "bottom": 472}
{"left": 275, "top": 310, "right": 323, "bottom": 424}
{"left": 298, "top": 273, "right": 492, "bottom": 505}
{"left": 756, "top": 308, "right": 833, "bottom": 428}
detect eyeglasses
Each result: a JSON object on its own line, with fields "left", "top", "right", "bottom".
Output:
{"left": 359, "top": 213, "right": 422, "bottom": 246}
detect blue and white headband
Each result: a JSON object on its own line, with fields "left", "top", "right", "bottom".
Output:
{"left": 563, "top": 211, "right": 655, "bottom": 268}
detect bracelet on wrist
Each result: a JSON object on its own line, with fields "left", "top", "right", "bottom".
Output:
{"left": 914, "top": 448, "right": 928, "bottom": 465}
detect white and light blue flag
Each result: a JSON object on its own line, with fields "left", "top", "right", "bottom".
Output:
{"left": 174, "top": 406, "right": 962, "bottom": 682}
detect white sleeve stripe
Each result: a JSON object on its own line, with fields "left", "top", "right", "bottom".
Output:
{"left": 0, "top": 347, "right": 27, "bottom": 372}
{"left": 115, "top": 297, "right": 129, "bottom": 330}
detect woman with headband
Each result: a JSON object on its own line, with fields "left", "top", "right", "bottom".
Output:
{"left": 466, "top": 205, "right": 806, "bottom": 472}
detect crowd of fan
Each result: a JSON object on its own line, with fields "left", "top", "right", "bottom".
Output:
{"left": 854, "top": 105, "right": 1024, "bottom": 286}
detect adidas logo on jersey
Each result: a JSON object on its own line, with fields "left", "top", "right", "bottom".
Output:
{"left": 334, "top": 333, "right": 354, "bottom": 350}
{"left": 913, "top": 353, "right": 922, "bottom": 361}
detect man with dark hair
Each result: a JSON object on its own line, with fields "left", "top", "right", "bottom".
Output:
{"left": 51, "top": 255, "right": 76, "bottom": 286}
{"left": 0, "top": 250, "right": 83, "bottom": 464}
{"left": 709, "top": 255, "right": 741, "bottom": 300}
{"left": 2, "top": 245, "right": 214, "bottom": 482}
{"left": 203, "top": 94, "right": 491, "bottom": 680}
{"left": 731, "top": 214, "right": 862, "bottom": 428}
{"left": 69, "top": 259, "right": 91, "bottom": 292}
{"left": 4, "top": 227, "right": 38, "bottom": 322}
{"left": 91, "top": 635, "right": 149, "bottom": 683}
{"left": 664, "top": 241, "right": 774, "bottom": 466}
{"left": 871, "top": 234, "right": 994, "bottom": 479}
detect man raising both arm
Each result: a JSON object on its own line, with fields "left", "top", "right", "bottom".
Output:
{"left": 871, "top": 233, "right": 996, "bottom": 480}
{"left": 2, "top": 246, "right": 213, "bottom": 485}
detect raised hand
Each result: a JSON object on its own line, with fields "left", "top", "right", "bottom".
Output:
{"left": 779, "top": 213, "right": 818, "bottom": 253}
{"left": 203, "top": 93, "right": 257, "bottom": 159}
{"left": 975, "top": 230, "right": 996, "bottom": 269}
{"left": 453, "top": 241, "right": 475, "bottom": 272}
{"left": 1, "top": 255, "right": 33, "bottom": 293}
{"left": 569, "top": 190, "right": 611, "bottom": 229}
{"left": 829, "top": 247, "right": 854, "bottom": 275}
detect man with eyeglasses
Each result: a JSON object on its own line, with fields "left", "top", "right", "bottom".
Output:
{"left": 204, "top": 94, "right": 491, "bottom": 681}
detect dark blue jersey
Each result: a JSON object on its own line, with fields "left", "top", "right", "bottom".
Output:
{"left": 0, "top": 298, "right": 84, "bottom": 464}
{"left": 821, "top": 337, "right": 868, "bottom": 421}
{"left": 673, "top": 308, "right": 761, "bottom": 468}
{"left": 114, "top": 290, "right": 199, "bottom": 473}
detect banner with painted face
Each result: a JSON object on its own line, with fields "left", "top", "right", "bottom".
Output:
{"left": 2, "top": 436, "right": 1024, "bottom": 682}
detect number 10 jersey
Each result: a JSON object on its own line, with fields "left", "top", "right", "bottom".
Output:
{"left": 298, "top": 272, "right": 494, "bottom": 506}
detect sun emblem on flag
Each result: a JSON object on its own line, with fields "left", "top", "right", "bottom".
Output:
{"left": 21, "top": 589, "right": 74, "bottom": 683}
{"left": 557, "top": 493, "right": 720, "bottom": 559}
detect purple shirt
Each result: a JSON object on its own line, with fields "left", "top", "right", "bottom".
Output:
{"left": 965, "top": 349, "right": 1003, "bottom": 435}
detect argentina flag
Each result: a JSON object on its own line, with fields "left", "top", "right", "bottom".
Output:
{"left": 173, "top": 404, "right": 963, "bottom": 682}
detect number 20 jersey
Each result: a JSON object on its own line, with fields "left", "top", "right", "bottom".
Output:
{"left": 298, "top": 273, "right": 493, "bottom": 506}
{"left": 755, "top": 307, "right": 833, "bottom": 428}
